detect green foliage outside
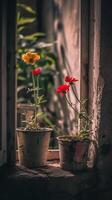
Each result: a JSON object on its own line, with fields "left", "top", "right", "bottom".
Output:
{"left": 16, "top": 3, "right": 56, "bottom": 103}
{"left": 16, "top": 3, "right": 59, "bottom": 148}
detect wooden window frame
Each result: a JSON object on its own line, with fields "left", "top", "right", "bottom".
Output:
{"left": 7, "top": 0, "right": 17, "bottom": 165}
{"left": 0, "top": 0, "right": 16, "bottom": 167}
{"left": 0, "top": 0, "right": 7, "bottom": 166}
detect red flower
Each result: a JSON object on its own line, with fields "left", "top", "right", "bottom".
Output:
{"left": 56, "top": 84, "right": 70, "bottom": 96}
{"left": 32, "top": 68, "right": 42, "bottom": 75}
{"left": 65, "top": 76, "right": 78, "bottom": 84}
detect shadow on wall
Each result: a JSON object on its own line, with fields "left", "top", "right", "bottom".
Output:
{"left": 52, "top": 0, "right": 80, "bottom": 134}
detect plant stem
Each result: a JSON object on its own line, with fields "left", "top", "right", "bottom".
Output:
{"left": 65, "top": 95, "right": 78, "bottom": 113}
{"left": 65, "top": 94, "right": 90, "bottom": 122}
{"left": 70, "top": 85, "right": 92, "bottom": 123}
{"left": 32, "top": 73, "right": 37, "bottom": 122}
{"left": 71, "top": 84, "right": 80, "bottom": 103}
{"left": 37, "top": 76, "right": 39, "bottom": 98}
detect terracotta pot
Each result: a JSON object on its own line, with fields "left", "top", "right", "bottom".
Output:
{"left": 58, "top": 136, "right": 90, "bottom": 171}
{"left": 17, "top": 128, "right": 52, "bottom": 168}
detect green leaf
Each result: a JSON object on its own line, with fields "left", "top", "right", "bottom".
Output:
{"left": 17, "top": 12, "right": 21, "bottom": 22}
{"left": 43, "top": 115, "right": 54, "bottom": 128}
{"left": 17, "top": 26, "right": 25, "bottom": 34}
{"left": 36, "top": 112, "right": 44, "bottom": 118}
{"left": 36, "top": 95, "right": 46, "bottom": 104}
{"left": 17, "top": 3, "right": 36, "bottom": 14}
{"left": 27, "top": 88, "right": 37, "bottom": 92}
{"left": 17, "top": 86, "right": 26, "bottom": 93}
{"left": 17, "top": 76, "right": 26, "bottom": 81}
{"left": 23, "top": 33, "right": 45, "bottom": 41}
{"left": 38, "top": 100, "right": 47, "bottom": 104}
{"left": 17, "top": 17, "right": 36, "bottom": 25}
{"left": 36, "top": 41, "right": 56, "bottom": 48}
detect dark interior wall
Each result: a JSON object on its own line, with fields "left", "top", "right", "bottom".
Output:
{"left": 100, "top": 0, "right": 112, "bottom": 144}
{"left": 96, "top": 0, "right": 112, "bottom": 185}
{"left": 99, "top": 0, "right": 112, "bottom": 159}
{"left": 0, "top": 0, "right": 3, "bottom": 151}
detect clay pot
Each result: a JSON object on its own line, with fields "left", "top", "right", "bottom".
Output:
{"left": 17, "top": 128, "right": 52, "bottom": 168}
{"left": 58, "top": 136, "right": 90, "bottom": 171}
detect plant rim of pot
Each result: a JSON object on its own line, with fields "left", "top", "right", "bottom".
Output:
{"left": 16, "top": 127, "right": 53, "bottom": 133}
{"left": 57, "top": 135, "right": 90, "bottom": 143}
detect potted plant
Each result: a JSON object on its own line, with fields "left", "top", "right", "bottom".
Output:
{"left": 17, "top": 51, "right": 53, "bottom": 168}
{"left": 56, "top": 76, "right": 92, "bottom": 171}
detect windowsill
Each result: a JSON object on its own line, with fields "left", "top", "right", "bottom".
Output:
{"left": 0, "top": 162, "right": 98, "bottom": 200}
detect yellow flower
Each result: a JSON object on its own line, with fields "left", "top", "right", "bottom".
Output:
{"left": 22, "top": 52, "right": 40, "bottom": 65}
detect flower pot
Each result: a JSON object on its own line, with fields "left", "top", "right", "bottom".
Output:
{"left": 17, "top": 128, "right": 52, "bottom": 168}
{"left": 58, "top": 136, "right": 90, "bottom": 171}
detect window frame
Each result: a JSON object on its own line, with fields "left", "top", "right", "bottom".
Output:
{"left": 0, "top": 0, "right": 7, "bottom": 166}
{"left": 0, "top": 0, "right": 101, "bottom": 167}
{"left": 0, "top": 0, "right": 17, "bottom": 167}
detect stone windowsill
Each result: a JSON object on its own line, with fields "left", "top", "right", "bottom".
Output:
{"left": 0, "top": 162, "right": 98, "bottom": 200}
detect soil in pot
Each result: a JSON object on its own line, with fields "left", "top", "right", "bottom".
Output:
{"left": 17, "top": 127, "right": 52, "bottom": 168}
{"left": 58, "top": 136, "right": 90, "bottom": 172}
